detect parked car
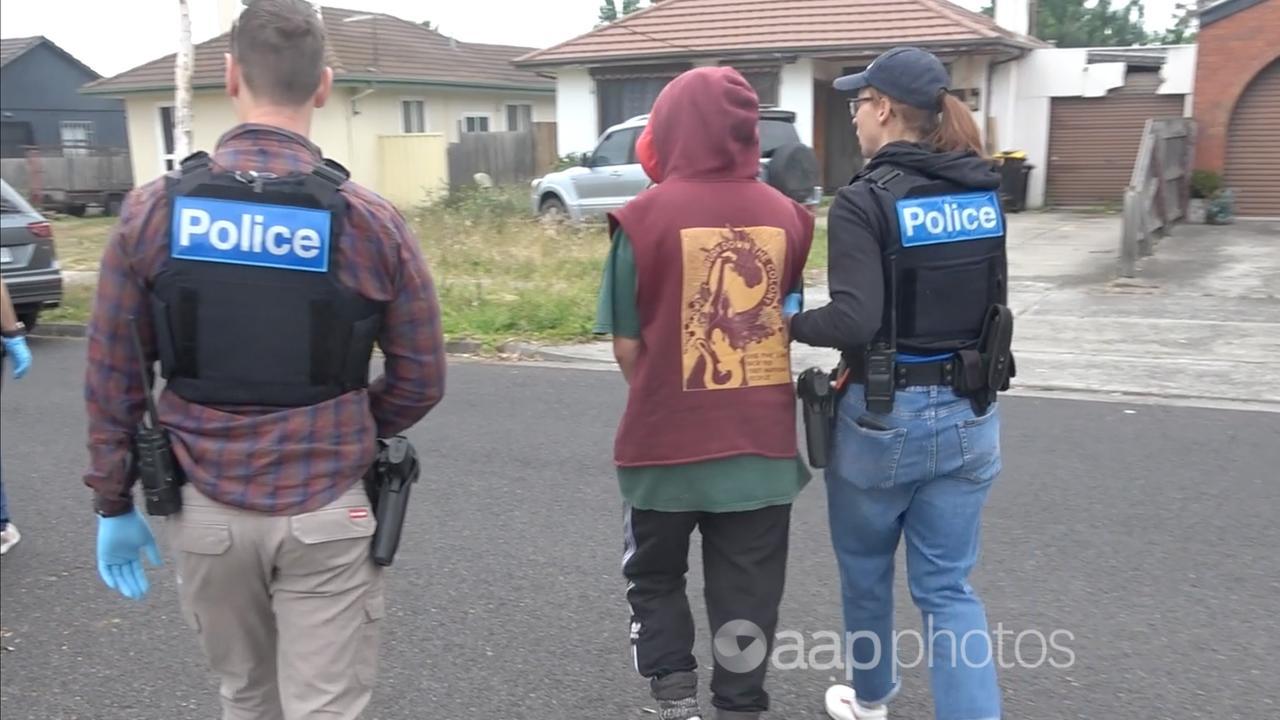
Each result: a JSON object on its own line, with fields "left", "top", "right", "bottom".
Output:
{"left": 531, "top": 109, "right": 822, "bottom": 222}
{"left": 1, "top": 179, "right": 63, "bottom": 329}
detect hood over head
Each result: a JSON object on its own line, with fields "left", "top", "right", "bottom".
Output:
{"left": 859, "top": 141, "right": 1000, "bottom": 190}
{"left": 641, "top": 67, "right": 761, "bottom": 183}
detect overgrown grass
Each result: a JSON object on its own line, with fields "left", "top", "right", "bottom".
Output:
{"left": 51, "top": 215, "right": 116, "bottom": 270}
{"left": 42, "top": 188, "right": 833, "bottom": 347}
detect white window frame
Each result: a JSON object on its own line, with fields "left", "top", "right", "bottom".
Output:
{"left": 400, "top": 97, "right": 427, "bottom": 133}
{"left": 503, "top": 102, "right": 533, "bottom": 132}
{"left": 460, "top": 113, "right": 492, "bottom": 134}
{"left": 59, "top": 120, "right": 95, "bottom": 155}
{"left": 156, "top": 103, "right": 177, "bottom": 173}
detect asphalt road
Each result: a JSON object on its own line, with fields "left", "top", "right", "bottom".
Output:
{"left": 2, "top": 337, "right": 1278, "bottom": 720}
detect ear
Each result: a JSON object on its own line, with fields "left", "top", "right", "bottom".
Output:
{"left": 876, "top": 96, "right": 893, "bottom": 124}
{"left": 224, "top": 53, "right": 239, "bottom": 98}
{"left": 313, "top": 66, "right": 334, "bottom": 109}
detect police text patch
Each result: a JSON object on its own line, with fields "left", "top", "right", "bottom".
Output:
{"left": 171, "top": 197, "right": 331, "bottom": 272}
{"left": 896, "top": 191, "right": 1003, "bottom": 247}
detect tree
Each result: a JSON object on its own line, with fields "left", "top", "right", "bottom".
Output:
{"left": 175, "top": 0, "right": 194, "bottom": 159}
{"left": 598, "top": 0, "right": 645, "bottom": 25}
{"left": 1024, "top": 0, "right": 1151, "bottom": 47}
{"left": 1150, "top": 2, "right": 1198, "bottom": 44}
{"left": 598, "top": 0, "right": 618, "bottom": 24}
{"left": 419, "top": 19, "right": 436, "bottom": 31}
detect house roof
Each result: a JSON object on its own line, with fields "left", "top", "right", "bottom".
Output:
{"left": 1198, "top": 0, "right": 1268, "bottom": 27}
{"left": 1, "top": 35, "right": 103, "bottom": 77}
{"left": 83, "top": 5, "right": 552, "bottom": 96}
{"left": 515, "top": 0, "right": 1047, "bottom": 68}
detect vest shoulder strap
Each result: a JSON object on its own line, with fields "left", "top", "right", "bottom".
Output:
{"left": 864, "top": 165, "right": 923, "bottom": 200}
{"left": 312, "top": 158, "right": 350, "bottom": 188}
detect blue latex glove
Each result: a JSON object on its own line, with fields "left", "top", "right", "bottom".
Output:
{"left": 2, "top": 336, "right": 31, "bottom": 379}
{"left": 782, "top": 291, "right": 804, "bottom": 320}
{"left": 96, "top": 509, "right": 162, "bottom": 601}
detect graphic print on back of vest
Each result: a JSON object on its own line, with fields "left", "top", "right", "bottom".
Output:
{"left": 681, "top": 226, "right": 790, "bottom": 391}
{"left": 171, "top": 196, "right": 331, "bottom": 272}
{"left": 896, "top": 191, "right": 1003, "bottom": 247}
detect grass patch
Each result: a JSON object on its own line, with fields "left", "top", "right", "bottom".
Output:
{"left": 39, "top": 281, "right": 95, "bottom": 325}
{"left": 39, "top": 188, "right": 834, "bottom": 347}
{"left": 51, "top": 216, "right": 116, "bottom": 270}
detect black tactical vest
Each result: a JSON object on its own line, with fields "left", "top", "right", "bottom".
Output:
{"left": 149, "top": 152, "right": 385, "bottom": 407}
{"left": 860, "top": 164, "right": 1008, "bottom": 355}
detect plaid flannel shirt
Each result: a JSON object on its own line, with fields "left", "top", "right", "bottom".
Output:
{"left": 84, "top": 124, "right": 445, "bottom": 516}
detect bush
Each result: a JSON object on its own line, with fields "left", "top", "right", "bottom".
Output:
{"left": 1190, "top": 170, "right": 1223, "bottom": 199}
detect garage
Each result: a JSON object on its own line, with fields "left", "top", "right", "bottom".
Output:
{"left": 1224, "top": 59, "right": 1280, "bottom": 217}
{"left": 1046, "top": 71, "right": 1186, "bottom": 207}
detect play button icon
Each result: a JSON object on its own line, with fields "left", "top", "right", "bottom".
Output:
{"left": 713, "top": 619, "right": 768, "bottom": 673}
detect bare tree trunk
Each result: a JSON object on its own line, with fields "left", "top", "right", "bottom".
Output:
{"left": 175, "top": 0, "right": 194, "bottom": 159}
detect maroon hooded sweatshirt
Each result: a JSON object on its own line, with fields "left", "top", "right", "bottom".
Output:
{"left": 609, "top": 67, "right": 814, "bottom": 468}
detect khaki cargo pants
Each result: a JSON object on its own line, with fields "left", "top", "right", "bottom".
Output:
{"left": 168, "top": 482, "right": 384, "bottom": 720}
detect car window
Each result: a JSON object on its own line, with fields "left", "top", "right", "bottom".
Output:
{"left": 759, "top": 119, "right": 801, "bottom": 158}
{"left": 0, "top": 181, "right": 34, "bottom": 215}
{"left": 592, "top": 128, "right": 639, "bottom": 167}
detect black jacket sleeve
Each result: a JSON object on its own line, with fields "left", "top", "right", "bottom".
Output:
{"left": 789, "top": 186, "right": 885, "bottom": 350}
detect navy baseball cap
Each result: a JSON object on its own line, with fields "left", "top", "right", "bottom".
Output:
{"left": 833, "top": 47, "right": 950, "bottom": 111}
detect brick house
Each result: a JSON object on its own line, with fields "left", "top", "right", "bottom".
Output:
{"left": 1192, "top": 0, "right": 1279, "bottom": 216}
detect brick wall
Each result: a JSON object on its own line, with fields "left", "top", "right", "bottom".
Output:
{"left": 1193, "top": 0, "right": 1280, "bottom": 171}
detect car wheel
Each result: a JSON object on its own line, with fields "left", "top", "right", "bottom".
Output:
{"left": 764, "top": 143, "right": 821, "bottom": 204}
{"left": 65, "top": 203, "right": 87, "bottom": 218}
{"left": 539, "top": 196, "right": 568, "bottom": 219}
{"left": 105, "top": 195, "right": 124, "bottom": 217}
{"left": 17, "top": 310, "right": 38, "bottom": 332}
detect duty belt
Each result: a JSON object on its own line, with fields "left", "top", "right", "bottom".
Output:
{"left": 843, "top": 352, "right": 957, "bottom": 389}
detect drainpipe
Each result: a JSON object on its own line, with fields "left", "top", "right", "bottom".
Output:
{"left": 350, "top": 86, "right": 376, "bottom": 115}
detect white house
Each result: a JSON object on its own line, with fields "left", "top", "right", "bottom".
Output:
{"left": 516, "top": 0, "right": 1198, "bottom": 209}
{"left": 82, "top": 5, "right": 555, "bottom": 196}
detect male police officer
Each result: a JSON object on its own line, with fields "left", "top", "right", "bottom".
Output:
{"left": 83, "top": 1, "right": 445, "bottom": 717}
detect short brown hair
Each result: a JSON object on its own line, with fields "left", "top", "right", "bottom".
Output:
{"left": 230, "top": 0, "right": 327, "bottom": 106}
{"left": 871, "top": 88, "right": 985, "bottom": 157}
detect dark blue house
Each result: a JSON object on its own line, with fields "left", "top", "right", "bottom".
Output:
{"left": 0, "top": 36, "right": 128, "bottom": 157}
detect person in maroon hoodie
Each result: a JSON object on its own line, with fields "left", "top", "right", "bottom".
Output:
{"left": 593, "top": 67, "right": 815, "bottom": 720}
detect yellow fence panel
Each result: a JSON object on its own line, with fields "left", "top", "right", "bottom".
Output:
{"left": 377, "top": 133, "right": 449, "bottom": 209}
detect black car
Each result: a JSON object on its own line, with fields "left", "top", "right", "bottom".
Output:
{"left": 1, "top": 179, "right": 63, "bottom": 328}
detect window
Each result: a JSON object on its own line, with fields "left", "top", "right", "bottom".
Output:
{"left": 505, "top": 103, "right": 533, "bottom": 132}
{"left": 0, "top": 121, "right": 35, "bottom": 158}
{"left": 732, "top": 67, "right": 780, "bottom": 107}
{"left": 401, "top": 99, "right": 426, "bottom": 133}
{"left": 60, "top": 120, "right": 95, "bottom": 156}
{"left": 159, "top": 105, "right": 177, "bottom": 171}
{"left": 591, "top": 127, "right": 639, "bottom": 167}
{"left": 461, "top": 114, "right": 491, "bottom": 134}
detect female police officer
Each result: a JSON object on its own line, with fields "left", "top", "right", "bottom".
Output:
{"left": 788, "top": 47, "right": 1012, "bottom": 720}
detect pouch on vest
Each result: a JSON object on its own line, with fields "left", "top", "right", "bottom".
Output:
{"left": 151, "top": 152, "right": 385, "bottom": 408}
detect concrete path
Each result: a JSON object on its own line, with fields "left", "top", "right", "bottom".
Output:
{"left": 537, "top": 213, "right": 1280, "bottom": 411}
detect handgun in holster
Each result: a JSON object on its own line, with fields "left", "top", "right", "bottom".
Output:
{"left": 364, "top": 436, "right": 421, "bottom": 567}
{"left": 796, "top": 367, "right": 836, "bottom": 468}
{"left": 955, "top": 305, "right": 1015, "bottom": 416}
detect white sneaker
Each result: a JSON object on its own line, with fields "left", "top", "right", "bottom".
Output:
{"left": 825, "top": 684, "right": 888, "bottom": 720}
{"left": 0, "top": 523, "right": 20, "bottom": 555}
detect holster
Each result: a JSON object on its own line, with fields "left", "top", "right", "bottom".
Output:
{"left": 955, "top": 305, "right": 1015, "bottom": 416}
{"left": 363, "top": 436, "right": 421, "bottom": 567}
{"left": 796, "top": 367, "right": 836, "bottom": 468}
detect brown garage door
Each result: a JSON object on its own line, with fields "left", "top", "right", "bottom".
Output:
{"left": 1046, "top": 71, "right": 1186, "bottom": 207}
{"left": 1225, "top": 59, "right": 1280, "bottom": 217}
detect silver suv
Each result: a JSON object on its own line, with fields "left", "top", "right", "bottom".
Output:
{"left": 531, "top": 109, "right": 821, "bottom": 221}
{"left": 1, "top": 179, "right": 63, "bottom": 329}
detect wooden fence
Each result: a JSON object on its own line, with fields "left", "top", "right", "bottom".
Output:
{"left": 446, "top": 122, "right": 557, "bottom": 190}
{"left": 1120, "top": 118, "right": 1196, "bottom": 277}
{"left": 0, "top": 146, "right": 132, "bottom": 203}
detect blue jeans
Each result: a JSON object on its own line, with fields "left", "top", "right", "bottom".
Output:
{"left": 826, "top": 384, "right": 1002, "bottom": 720}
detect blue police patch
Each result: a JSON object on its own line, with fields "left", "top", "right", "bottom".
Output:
{"left": 171, "top": 196, "right": 331, "bottom": 272}
{"left": 896, "top": 191, "right": 1004, "bottom": 248}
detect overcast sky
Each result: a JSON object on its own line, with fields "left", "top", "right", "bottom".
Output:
{"left": 1, "top": 0, "right": 1187, "bottom": 79}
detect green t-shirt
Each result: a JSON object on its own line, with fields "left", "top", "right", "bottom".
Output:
{"left": 594, "top": 229, "right": 811, "bottom": 513}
